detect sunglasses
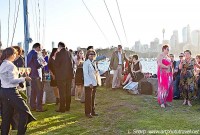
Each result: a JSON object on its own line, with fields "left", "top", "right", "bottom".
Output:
{"left": 89, "top": 53, "right": 95, "bottom": 56}
{"left": 179, "top": 56, "right": 183, "bottom": 57}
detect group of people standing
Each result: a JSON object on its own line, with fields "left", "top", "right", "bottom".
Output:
{"left": 157, "top": 44, "right": 200, "bottom": 108}
{"left": 0, "top": 42, "right": 102, "bottom": 134}
{"left": 47, "top": 43, "right": 101, "bottom": 117}
{"left": 37, "top": 43, "right": 101, "bottom": 117}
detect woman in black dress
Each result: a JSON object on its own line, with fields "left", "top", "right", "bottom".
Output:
{"left": 130, "top": 55, "right": 143, "bottom": 82}
{"left": 75, "top": 50, "right": 85, "bottom": 101}
{"left": 48, "top": 48, "right": 60, "bottom": 105}
{"left": 122, "top": 54, "right": 143, "bottom": 85}
{"left": 13, "top": 46, "right": 25, "bottom": 67}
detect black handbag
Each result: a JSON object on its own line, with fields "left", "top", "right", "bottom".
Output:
{"left": 132, "top": 72, "right": 144, "bottom": 82}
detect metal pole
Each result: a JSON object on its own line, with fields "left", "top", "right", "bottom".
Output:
{"left": 0, "top": 20, "right": 2, "bottom": 49}
{"left": 23, "top": 0, "right": 30, "bottom": 67}
{"left": 0, "top": 20, "right": 1, "bottom": 41}
{"left": 198, "top": 30, "right": 199, "bottom": 53}
{"left": 162, "top": 28, "right": 165, "bottom": 42}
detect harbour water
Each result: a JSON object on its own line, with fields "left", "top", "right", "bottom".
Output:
{"left": 98, "top": 59, "right": 157, "bottom": 75}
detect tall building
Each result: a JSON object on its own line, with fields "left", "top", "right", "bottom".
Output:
{"left": 134, "top": 41, "right": 141, "bottom": 52}
{"left": 141, "top": 44, "right": 148, "bottom": 53}
{"left": 182, "top": 27, "right": 187, "bottom": 43}
{"left": 187, "top": 24, "right": 191, "bottom": 43}
{"left": 191, "top": 30, "right": 200, "bottom": 47}
{"left": 170, "top": 30, "right": 179, "bottom": 49}
{"left": 52, "top": 41, "right": 55, "bottom": 49}
{"left": 150, "top": 38, "right": 160, "bottom": 52}
{"left": 17, "top": 42, "right": 22, "bottom": 48}
{"left": 182, "top": 24, "right": 191, "bottom": 43}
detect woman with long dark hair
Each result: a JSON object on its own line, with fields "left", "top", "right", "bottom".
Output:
{"left": 0, "top": 47, "right": 35, "bottom": 135}
{"left": 11, "top": 46, "right": 26, "bottom": 130}
{"left": 74, "top": 50, "right": 85, "bottom": 101}
{"left": 13, "top": 46, "right": 25, "bottom": 67}
{"left": 48, "top": 48, "right": 60, "bottom": 105}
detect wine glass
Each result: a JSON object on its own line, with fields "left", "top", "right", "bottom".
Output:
{"left": 25, "top": 67, "right": 31, "bottom": 76}
{"left": 18, "top": 67, "right": 25, "bottom": 77}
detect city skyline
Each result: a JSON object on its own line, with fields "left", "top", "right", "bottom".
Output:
{"left": 0, "top": 0, "right": 200, "bottom": 51}
{"left": 133, "top": 24, "right": 200, "bottom": 55}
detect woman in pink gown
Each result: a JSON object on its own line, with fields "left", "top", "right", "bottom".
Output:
{"left": 157, "top": 45, "right": 173, "bottom": 108}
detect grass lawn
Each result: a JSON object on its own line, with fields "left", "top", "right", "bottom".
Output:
{"left": 18, "top": 87, "right": 200, "bottom": 134}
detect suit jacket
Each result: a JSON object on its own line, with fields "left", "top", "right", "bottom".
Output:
{"left": 27, "top": 50, "right": 42, "bottom": 78}
{"left": 172, "top": 61, "right": 176, "bottom": 69}
{"left": 175, "top": 60, "right": 181, "bottom": 75}
{"left": 109, "top": 51, "right": 127, "bottom": 70}
{"left": 83, "top": 59, "right": 101, "bottom": 87}
{"left": 54, "top": 48, "right": 74, "bottom": 81}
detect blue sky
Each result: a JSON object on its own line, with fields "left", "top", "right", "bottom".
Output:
{"left": 0, "top": 0, "right": 200, "bottom": 51}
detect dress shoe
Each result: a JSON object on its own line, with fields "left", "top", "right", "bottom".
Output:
{"left": 56, "top": 98, "right": 60, "bottom": 105}
{"left": 55, "top": 109, "right": 65, "bottom": 113}
{"left": 188, "top": 101, "right": 192, "bottom": 107}
{"left": 36, "top": 108, "right": 47, "bottom": 112}
{"left": 160, "top": 104, "right": 165, "bottom": 108}
{"left": 85, "top": 114, "right": 93, "bottom": 118}
{"left": 182, "top": 100, "right": 187, "bottom": 105}
{"left": 66, "top": 108, "right": 70, "bottom": 112}
{"left": 92, "top": 113, "right": 98, "bottom": 116}
{"left": 30, "top": 108, "right": 36, "bottom": 111}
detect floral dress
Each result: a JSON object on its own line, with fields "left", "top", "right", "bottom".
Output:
{"left": 179, "top": 58, "right": 196, "bottom": 100}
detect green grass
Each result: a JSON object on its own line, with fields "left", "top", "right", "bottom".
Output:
{"left": 16, "top": 87, "right": 200, "bottom": 134}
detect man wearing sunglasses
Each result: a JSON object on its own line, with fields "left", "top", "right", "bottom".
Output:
{"left": 173, "top": 53, "right": 184, "bottom": 99}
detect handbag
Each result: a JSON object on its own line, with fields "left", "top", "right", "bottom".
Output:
{"left": 89, "top": 61, "right": 102, "bottom": 86}
{"left": 132, "top": 72, "right": 144, "bottom": 82}
{"left": 96, "top": 71, "right": 102, "bottom": 86}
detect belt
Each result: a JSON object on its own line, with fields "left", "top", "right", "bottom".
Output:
{"left": 2, "top": 87, "right": 16, "bottom": 89}
{"left": 10, "top": 87, "right": 17, "bottom": 89}
{"left": 118, "top": 64, "right": 122, "bottom": 65}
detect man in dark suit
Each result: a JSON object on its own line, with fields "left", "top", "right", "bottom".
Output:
{"left": 55, "top": 42, "right": 74, "bottom": 112}
{"left": 169, "top": 54, "right": 176, "bottom": 69}
{"left": 27, "top": 43, "right": 45, "bottom": 112}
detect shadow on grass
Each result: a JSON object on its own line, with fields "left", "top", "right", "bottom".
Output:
{"left": 24, "top": 87, "right": 200, "bottom": 134}
{"left": 27, "top": 114, "right": 79, "bottom": 134}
